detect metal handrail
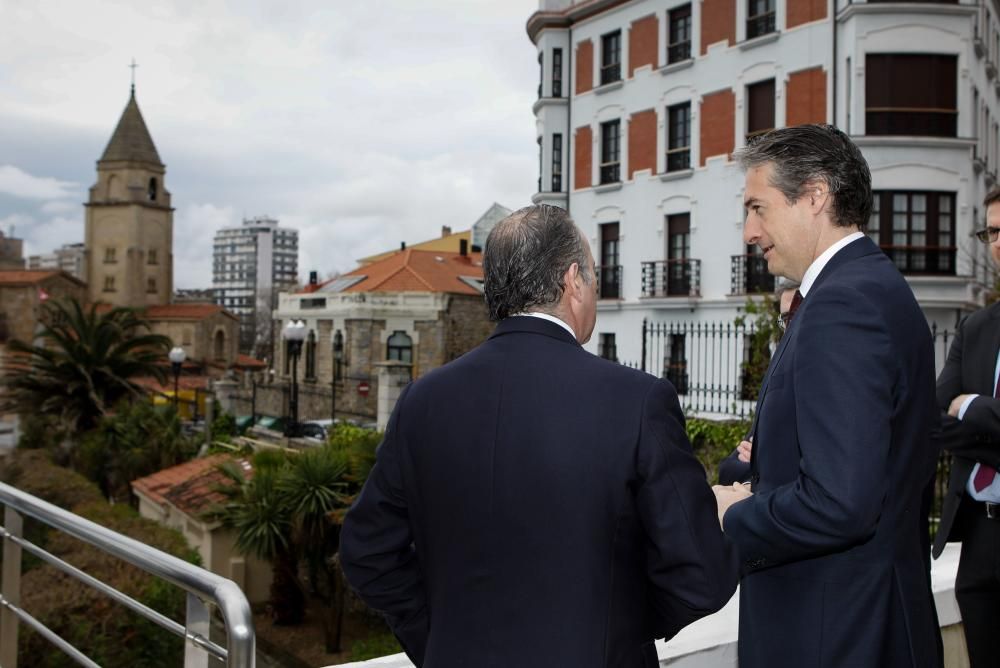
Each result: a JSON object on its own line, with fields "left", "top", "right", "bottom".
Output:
{"left": 0, "top": 481, "right": 255, "bottom": 667}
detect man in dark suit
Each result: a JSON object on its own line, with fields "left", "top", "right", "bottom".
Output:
{"left": 933, "top": 187, "right": 1000, "bottom": 668}
{"left": 715, "top": 125, "right": 942, "bottom": 668}
{"left": 339, "top": 204, "right": 738, "bottom": 667}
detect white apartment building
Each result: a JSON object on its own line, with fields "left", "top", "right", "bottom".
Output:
{"left": 529, "top": 0, "right": 998, "bottom": 376}
{"left": 212, "top": 216, "right": 298, "bottom": 354}
{"left": 27, "top": 243, "right": 86, "bottom": 281}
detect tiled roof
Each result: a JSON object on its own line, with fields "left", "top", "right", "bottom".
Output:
{"left": 133, "top": 374, "right": 211, "bottom": 392}
{"left": 0, "top": 270, "right": 60, "bottom": 285}
{"left": 131, "top": 454, "right": 251, "bottom": 518}
{"left": 144, "top": 303, "right": 237, "bottom": 321}
{"left": 312, "top": 249, "right": 483, "bottom": 296}
{"left": 99, "top": 92, "right": 162, "bottom": 165}
{"left": 358, "top": 229, "right": 472, "bottom": 266}
{"left": 235, "top": 354, "right": 267, "bottom": 369}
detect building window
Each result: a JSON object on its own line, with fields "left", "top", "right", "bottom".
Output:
{"left": 146, "top": 277, "right": 157, "bottom": 293}
{"left": 865, "top": 54, "right": 957, "bottom": 137}
{"left": 148, "top": 177, "right": 158, "bottom": 202}
{"left": 552, "top": 48, "right": 563, "bottom": 97}
{"left": 665, "top": 334, "right": 688, "bottom": 395}
{"left": 552, "top": 134, "right": 563, "bottom": 192}
{"left": 746, "top": 79, "right": 776, "bottom": 142}
{"left": 537, "top": 51, "right": 544, "bottom": 98}
{"left": 599, "top": 222, "right": 621, "bottom": 299}
{"left": 747, "top": 0, "right": 776, "bottom": 40}
{"left": 104, "top": 247, "right": 116, "bottom": 264}
{"left": 666, "top": 102, "right": 691, "bottom": 172}
{"left": 668, "top": 4, "right": 692, "bottom": 64}
{"left": 305, "top": 331, "right": 316, "bottom": 380}
{"left": 598, "top": 333, "right": 617, "bottom": 362}
{"left": 600, "top": 120, "right": 621, "bottom": 184}
{"left": 667, "top": 213, "right": 692, "bottom": 296}
{"left": 148, "top": 249, "right": 158, "bottom": 265}
{"left": 333, "top": 330, "right": 344, "bottom": 381}
{"left": 537, "top": 136, "right": 543, "bottom": 193}
{"left": 214, "top": 330, "right": 226, "bottom": 361}
{"left": 870, "top": 191, "right": 956, "bottom": 274}
{"left": 601, "top": 30, "right": 622, "bottom": 85}
{"left": 301, "top": 297, "right": 327, "bottom": 309}
{"left": 387, "top": 330, "right": 413, "bottom": 363}
{"left": 103, "top": 276, "right": 115, "bottom": 292}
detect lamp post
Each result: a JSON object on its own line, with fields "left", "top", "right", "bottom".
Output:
{"left": 282, "top": 320, "right": 307, "bottom": 437}
{"left": 168, "top": 347, "right": 186, "bottom": 414}
{"left": 331, "top": 336, "right": 343, "bottom": 424}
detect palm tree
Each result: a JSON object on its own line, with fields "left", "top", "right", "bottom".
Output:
{"left": 0, "top": 298, "right": 171, "bottom": 433}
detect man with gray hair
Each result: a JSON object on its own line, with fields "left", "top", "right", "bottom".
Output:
{"left": 714, "top": 124, "right": 941, "bottom": 668}
{"left": 341, "top": 204, "right": 738, "bottom": 667}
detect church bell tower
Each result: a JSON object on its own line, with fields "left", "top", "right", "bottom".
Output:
{"left": 85, "top": 84, "right": 173, "bottom": 307}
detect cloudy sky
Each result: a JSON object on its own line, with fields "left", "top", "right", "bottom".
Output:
{"left": 0, "top": 0, "right": 541, "bottom": 288}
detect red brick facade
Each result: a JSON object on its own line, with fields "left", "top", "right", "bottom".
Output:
{"left": 576, "top": 39, "right": 594, "bottom": 94}
{"left": 787, "top": 0, "right": 828, "bottom": 29}
{"left": 701, "top": 0, "right": 735, "bottom": 55}
{"left": 575, "top": 125, "right": 593, "bottom": 190}
{"left": 786, "top": 67, "right": 827, "bottom": 127}
{"left": 700, "top": 88, "right": 735, "bottom": 165}
{"left": 628, "top": 109, "right": 657, "bottom": 178}
{"left": 628, "top": 14, "right": 659, "bottom": 77}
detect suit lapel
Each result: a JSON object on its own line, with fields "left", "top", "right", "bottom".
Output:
{"left": 979, "top": 304, "right": 1000, "bottom": 394}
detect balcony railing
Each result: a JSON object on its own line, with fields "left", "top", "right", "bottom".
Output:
{"left": 746, "top": 11, "right": 776, "bottom": 39}
{"left": 666, "top": 147, "right": 691, "bottom": 172}
{"left": 731, "top": 254, "right": 775, "bottom": 295}
{"left": 600, "top": 162, "right": 620, "bottom": 184}
{"left": 596, "top": 265, "right": 622, "bottom": 299}
{"left": 667, "top": 41, "right": 691, "bottom": 64}
{"left": 600, "top": 62, "right": 621, "bottom": 86}
{"left": 641, "top": 259, "right": 702, "bottom": 298}
{"left": 0, "top": 482, "right": 255, "bottom": 667}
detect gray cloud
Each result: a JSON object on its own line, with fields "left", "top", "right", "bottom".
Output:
{"left": 0, "top": 0, "right": 540, "bottom": 287}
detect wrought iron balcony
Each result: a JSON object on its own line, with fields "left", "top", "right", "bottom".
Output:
{"left": 641, "top": 259, "right": 701, "bottom": 298}
{"left": 600, "top": 62, "right": 621, "bottom": 86}
{"left": 599, "top": 162, "right": 620, "bottom": 184}
{"left": 746, "top": 11, "right": 776, "bottom": 40}
{"left": 667, "top": 41, "right": 691, "bottom": 64}
{"left": 596, "top": 265, "right": 622, "bottom": 299}
{"left": 731, "top": 254, "right": 775, "bottom": 295}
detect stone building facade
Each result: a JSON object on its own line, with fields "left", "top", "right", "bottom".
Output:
{"left": 267, "top": 249, "right": 493, "bottom": 423}
{"left": 0, "top": 271, "right": 89, "bottom": 344}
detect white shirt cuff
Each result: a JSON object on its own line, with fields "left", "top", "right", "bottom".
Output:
{"left": 957, "top": 394, "right": 980, "bottom": 420}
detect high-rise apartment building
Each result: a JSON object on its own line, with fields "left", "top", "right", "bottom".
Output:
{"left": 28, "top": 243, "right": 86, "bottom": 281}
{"left": 529, "top": 0, "right": 998, "bottom": 371}
{"left": 212, "top": 216, "right": 298, "bottom": 354}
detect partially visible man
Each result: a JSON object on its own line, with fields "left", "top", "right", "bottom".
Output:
{"left": 715, "top": 125, "right": 941, "bottom": 668}
{"left": 340, "top": 205, "right": 738, "bottom": 667}
{"left": 718, "top": 279, "right": 801, "bottom": 486}
{"left": 933, "top": 187, "right": 1000, "bottom": 668}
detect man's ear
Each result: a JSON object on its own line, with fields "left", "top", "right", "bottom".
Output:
{"left": 805, "top": 180, "right": 829, "bottom": 214}
{"left": 565, "top": 262, "right": 582, "bottom": 301}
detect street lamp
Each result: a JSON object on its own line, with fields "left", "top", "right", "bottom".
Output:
{"left": 282, "top": 320, "right": 307, "bottom": 437}
{"left": 168, "top": 347, "right": 186, "bottom": 414}
{"left": 331, "top": 332, "right": 343, "bottom": 424}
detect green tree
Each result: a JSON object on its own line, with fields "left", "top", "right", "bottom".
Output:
{"left": 0, "top": 298, "right": 171, "bottom": 433}
{"left": 734, "top": 292, "right": 782, "bottom": 405}
{"left": 74, "top": 400, "right": 196, "bottom": 502}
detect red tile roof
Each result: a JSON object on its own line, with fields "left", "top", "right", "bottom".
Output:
{"left": 131, "top": 454, "right": 252, "bottom": 518}
{"left": 133, "top": 374, "right": 211, "bottom": 392}
{"left": 236, "top": 354, "right": 267, "bottom": 369}
{"left": 145, "top": 303, "right": 237, "bottom": 321}
{"left": 0, "top": 270, "right": 83, "bottom": 286}
{"left": 311, "top": 249, "right": 483, "bottom": 296}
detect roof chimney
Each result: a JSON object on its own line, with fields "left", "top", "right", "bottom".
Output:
{"left": 459, "top": 239, "right": 468, "bottom": 257}
{"left": 442, "top": 226, "right": 452, "bottom": 238}
{"left": 309, "top": 271, "right": 318, "bottom": 286}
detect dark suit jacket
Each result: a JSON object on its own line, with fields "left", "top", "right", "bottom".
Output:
{"left": 340, "top": 316, "right": 739, "bottom": 667}
{"left": 723, "top": 237, "right": 941, "bottom": 668}
{"left": 933, "top": 300, "right": 1000, "bottom": 558}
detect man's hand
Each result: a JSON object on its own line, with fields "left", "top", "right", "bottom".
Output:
{"left": 948, "top": 394, "right": 976, "bottom": 418}
{"left": 736, "top": 438, "right": 753, "bottom": 463}
{"left": 712, "top": 482, "right": 753, "bottom": 528}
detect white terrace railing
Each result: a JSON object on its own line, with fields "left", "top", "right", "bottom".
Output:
{"left": 0, "top": 482, "right": 255, "bottom": 668}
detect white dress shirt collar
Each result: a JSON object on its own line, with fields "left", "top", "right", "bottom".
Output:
{"left": 799, "top": 231, "right": 865, "bottom": 297}
{"left": 514, "top": 312, "right": 577, "bottom": 340}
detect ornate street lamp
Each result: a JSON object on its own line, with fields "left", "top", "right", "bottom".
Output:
{"left": 168, "top": 347, "right": 187, "bottom": 413}
{"left": 282, "top": 320, "right": 307, "bottom": 437}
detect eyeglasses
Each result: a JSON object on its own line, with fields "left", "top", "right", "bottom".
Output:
{"left": 974, "top": 226, "right": 1000, "bottom": 243}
